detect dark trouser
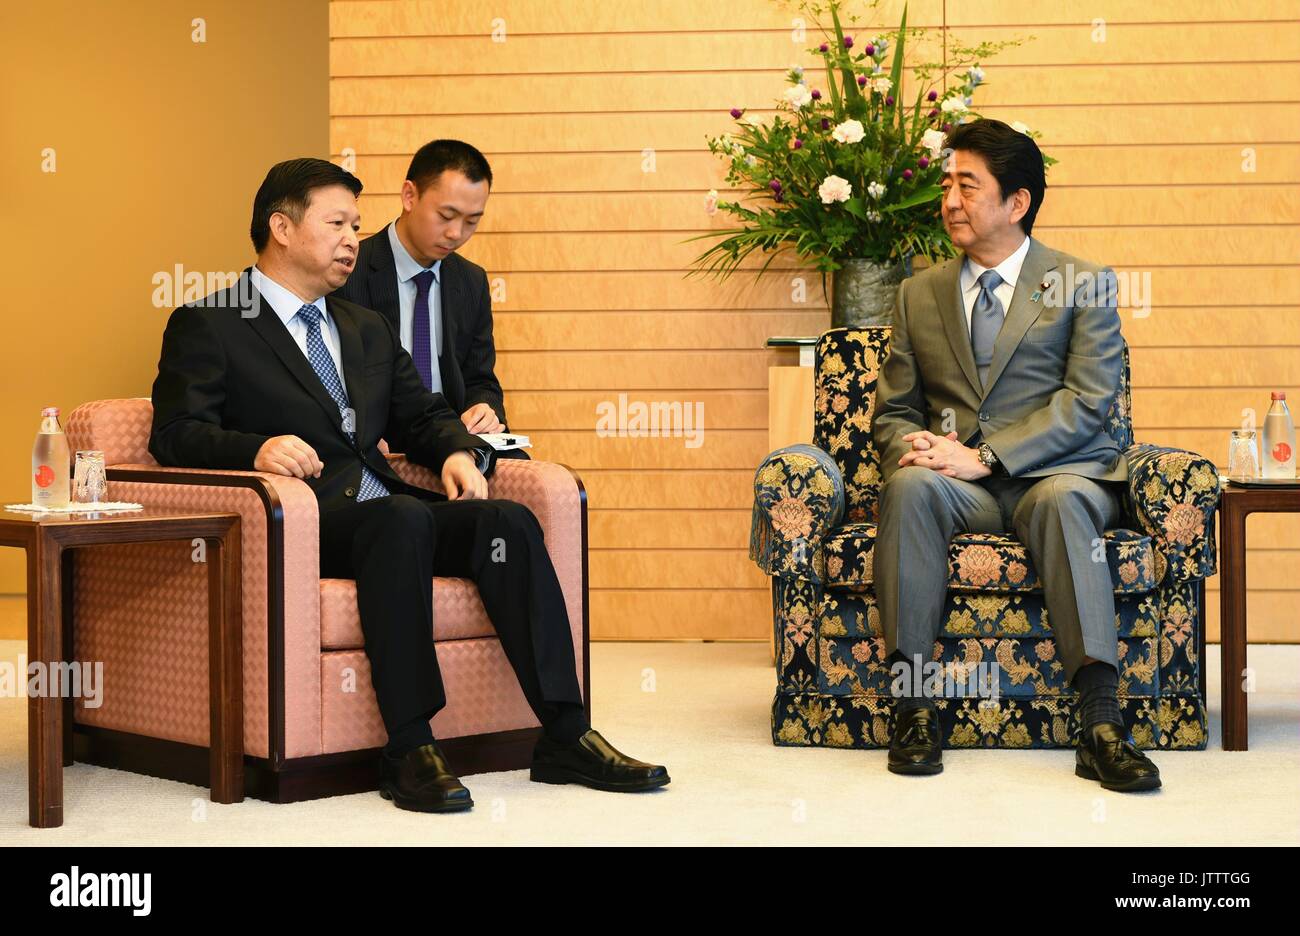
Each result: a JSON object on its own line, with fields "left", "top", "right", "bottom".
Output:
{"left": 318, "top": 492, "right": 586, "bottom": 736}
{"left": 874, "top": 466, "right": 1126, "bottom": 683}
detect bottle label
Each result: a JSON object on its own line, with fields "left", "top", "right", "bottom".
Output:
{"left": 1271, "top": 441, "right": 1293, "bottom": 464}
{"left": 34, "top": 465, "right": 55, "bottom": 488}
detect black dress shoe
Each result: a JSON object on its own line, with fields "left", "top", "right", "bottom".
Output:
{"left": 1075, "top": 722, "right": 1162, "bottom": 792}
{"left": 888, "top": 704, "right": 943, "bottom": 776}
{"left": 379, "top": 742, "right": 474, "bottom": 812}
{"left": 530, "top": 729, "right": 670, "bottom": 792}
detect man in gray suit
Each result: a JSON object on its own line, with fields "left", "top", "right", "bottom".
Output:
{"left": 872, "top": 119, "right": 1160, "bottom": 792}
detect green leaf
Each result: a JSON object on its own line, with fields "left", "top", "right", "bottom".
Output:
{"left": 843, "top": 196, "right": 869, "bottom": 221}
{"left": 882, "top": 184, "right": 942, "bottom": 213}
{"left": 889, "top": 4, "right": 908, "bottom": 135}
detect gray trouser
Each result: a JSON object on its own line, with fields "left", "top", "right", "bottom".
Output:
{"left": 873, "top": 465, "right": 1126, "bottom": 682}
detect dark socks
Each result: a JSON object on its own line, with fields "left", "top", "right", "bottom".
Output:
{"left": 1073, "top": 661, "right": 1123, "bottom": 731}
{"left": 888, "top": 649, "right": 936, "bottom": 714}
{"left": 543, "top": 702, "right": 590, "bottom": 745}
{"left": 384, "top": 713, "right": 435, "bottom": 758}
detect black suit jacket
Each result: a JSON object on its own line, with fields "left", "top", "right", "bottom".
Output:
{"left": 332, "top": 227, "right": 507, "bottom": 427}
{"left": 149, "top": 270, "right": 492, "bottom": 515}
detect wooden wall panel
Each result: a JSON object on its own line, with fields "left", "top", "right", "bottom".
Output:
{"left": 330, "top": 0, "right": 1300, "bottom": 641}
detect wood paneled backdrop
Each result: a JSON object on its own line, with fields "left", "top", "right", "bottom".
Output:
{"left": 329, "top": 0, "right": 1300, "bottom": 642}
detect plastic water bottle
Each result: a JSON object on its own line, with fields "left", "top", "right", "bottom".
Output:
{"left": 1262, "top": 392, "right": 1296, "bottom": 479}
{"left": 32, "top": 407, "right": 71, "bottom": 508}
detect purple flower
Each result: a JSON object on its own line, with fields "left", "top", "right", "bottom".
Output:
{"left": 793, "top": 138, "right": 804, "bottom": 149}
{"left": 821, "top": 117, "right": 831, "bottom": 130}
{"left": 902, "top": 169, "right": 913, "bottom": 180}
{"left": 843, "top": 36, "right": 854, "bottom": 48}
{"left": 864, "top": 44, "right": 875, "bottom": 55}
{"left": 942, "top": 122, "right": 952, "bottom": 132}
{"left": 857, "top": 75, "right": 868, "bottom": 87}
{"left": 927, "top": 90, "right": 938, "bottom": 101}
{"left": 730, "top": 108, "right": 744, "bottom": 119}
{"left": 810, "top": 89, "right": 821, "bottom": 100}
{"left": 819, "top": 42, "right": 829, "bottom": 52}
{"left": 928, "top": 108, "right": 939, "bottom": 118}
{"left": 918, "top": 156, "right": 930, "bottom": 169}
{"left": 885, "top": 96, "right": 894, "bottom": 106}
{"left": 774, "top": 191, "right": 785, "bottom": 203}
{"left": 769, "top": 179, "right": 782, "bottom": 192}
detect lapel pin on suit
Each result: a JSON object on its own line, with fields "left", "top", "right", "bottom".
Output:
{"left": 1030, "top": 279, "right": 1050, "bottom": 303}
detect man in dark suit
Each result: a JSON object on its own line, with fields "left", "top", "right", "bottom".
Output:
{"left": 150, "top": 158, "right": 668, "bottom": 812}
{"left": 333, "top": 139, "right": 524, "bottom": 457}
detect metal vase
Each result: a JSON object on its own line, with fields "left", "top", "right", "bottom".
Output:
{"left": 831, "top": 258, "right": 906, "bottom": 329}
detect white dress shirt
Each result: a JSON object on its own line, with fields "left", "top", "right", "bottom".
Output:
{"left": 387, "top": 221, "right": 444, "bottom": 393}
{"left": 250, "top": 266, "right": 347, "bottom": 395}
{"left": 959, "top": 234, "right": 1031, "bottom": 334}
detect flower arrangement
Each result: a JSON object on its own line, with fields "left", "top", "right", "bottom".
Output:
{"left": 689, "top": 0, "right": 1050, "bottom": 281}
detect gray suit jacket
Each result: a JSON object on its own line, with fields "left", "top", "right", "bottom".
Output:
{"left": 873, "top": 237, "right": 1127, "bottom": 484}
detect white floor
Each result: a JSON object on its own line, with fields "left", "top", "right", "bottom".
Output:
{"left": 1, "top": 640, "right": 1296, "bottom": 845}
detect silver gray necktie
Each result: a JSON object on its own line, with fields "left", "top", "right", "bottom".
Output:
{"left": 970, "top": 269, "right": 1004, "bottom": 389}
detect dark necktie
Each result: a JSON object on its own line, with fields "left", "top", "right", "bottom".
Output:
{"left": 411, "top": 269, "right": 440, "bottom": 392}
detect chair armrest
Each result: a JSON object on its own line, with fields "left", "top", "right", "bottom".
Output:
{"left": 1124, "top": 443, "right": 1222, "bottom": 583}
{"left": 103, "top": 463, "right": 323, "bottom": 759}
{"left": 750, "top": 444, "right": 845, "bottom": 582}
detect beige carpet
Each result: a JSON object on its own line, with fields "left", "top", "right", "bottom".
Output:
{"left": 1, "top": 640, "right": 1296, "bottom": 845}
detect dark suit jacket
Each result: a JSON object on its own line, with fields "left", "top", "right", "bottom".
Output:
{"left": 149, "top": 270, "right": 492, "bottom": 515}
{"left": 332, "top": 227, "right": 508, "bottom": 427}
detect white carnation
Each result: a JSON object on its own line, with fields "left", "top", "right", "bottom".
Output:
{"left": 921, "top": 129, "right": 946, "bottom": 157}
{"left": 818, "top": 175, "right": 853, "bottom": 204}
{"left": 784, "top": 84, "right": 813, "bottom": 109}
{"left": 831, "top": 119, "right": 866, "bottom": 144}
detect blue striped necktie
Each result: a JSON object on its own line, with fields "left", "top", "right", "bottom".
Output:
{"left": 294, "top": 303, "right": 390, "bottom": 502}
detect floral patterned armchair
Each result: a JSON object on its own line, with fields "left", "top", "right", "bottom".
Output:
{"left": 750, "top": 328, "right": 1219, "bottom": 751}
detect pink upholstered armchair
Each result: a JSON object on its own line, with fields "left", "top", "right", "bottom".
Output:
{"left": 65, "top": 398, "right": 588, "bottom": 802}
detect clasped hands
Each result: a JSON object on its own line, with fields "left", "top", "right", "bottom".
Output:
{"left": 898, "top": 430, "right": 991, "bottom": 481}
{"left": 252, "top": 404, "right": 503, "bottom": 499}
{"left": 253, "top": 437, "right": 488, "bottom": 500}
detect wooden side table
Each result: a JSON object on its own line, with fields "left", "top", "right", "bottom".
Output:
{"left": 1218, "top": 482, "right": 1300, "bottom": 751}
{"left": 0, "top": 504, "right": 242, "bottom": 827}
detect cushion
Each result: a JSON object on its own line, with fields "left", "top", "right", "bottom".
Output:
{"left": 321, "top": 576, "right": 494, "bottom": 650}
{"left": 822, "top": 524, "right": 1156, "bottom": 595}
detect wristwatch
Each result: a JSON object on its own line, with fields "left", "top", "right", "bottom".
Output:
{"left": 977, "top": 442, "right": 1002, "bottom": 474}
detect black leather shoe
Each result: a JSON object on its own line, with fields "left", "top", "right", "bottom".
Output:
{"left": 379, "top": 743, "right": 474, "bottom": 812}
{"left": 530, "top": 729, "right": 670, "bottom": 792}
{"left": 888, "top": 704, "right": 943, "bottom": 775}
{"left": 1075, "top": 722, "right": 1162, "bottom": 792}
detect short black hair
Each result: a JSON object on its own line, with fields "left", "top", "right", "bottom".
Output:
{"left": 945, "top": 119, "right": 1046, "bottom": 235}
{"left": 250, "top": 158, "right": 363, "bottom": 253}
{"left": 405, "top": 139, "right": 493, "bottom": 194}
